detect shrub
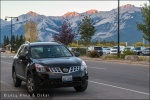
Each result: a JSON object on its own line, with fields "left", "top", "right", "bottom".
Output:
{"left": 88, "top": 50, "right": 100, "bottom": 58}
{"left": 120, "top": 50, "right": 136, "bottom": 59}
{"left": 75, "top": 47, "right": 86, "bottom": 56}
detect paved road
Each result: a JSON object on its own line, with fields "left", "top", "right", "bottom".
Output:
{"left": 0, "top": 53, "right": 149, "bottom": 99}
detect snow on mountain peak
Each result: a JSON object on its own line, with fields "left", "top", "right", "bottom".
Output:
{"left": 63, "top": 11, "right": 79, "bottom": 18}
{"left": 26, "top": 11, "right": 39, "bottom": 16}
{"left": 121, "top": 4, "right": 135, "bottom": 9}
{"left": 86, "top": 9, "right": 98, "bottom": 14}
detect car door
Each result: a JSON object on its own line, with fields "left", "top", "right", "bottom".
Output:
{"left": 15, "top": 45, "right": 25, "bottom": 77}
{"left": 18, "top": 45, "right": 29, "bottom": 78}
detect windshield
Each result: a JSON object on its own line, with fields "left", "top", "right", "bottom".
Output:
{"left": 145, "top": 48, "right": 150, "bottom": 50}
{"left": 103, "top": 48, "right": 110, "bottom": 50}
{"left": 94, "top": 47, "right": 102, "bottom": 50}
{"left": 30, "top": 45, "right": 73, "bottom": 59}
{"left": 134, "top": 47, "right": 141, "bottom": 50}
{"left": 112, "top": 47, "right": 118, "bottom": 49}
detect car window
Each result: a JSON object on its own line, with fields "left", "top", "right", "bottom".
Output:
{"left": 145, "top": 48, "right": 150, "bottom": 50}
{"left": 22, "top": 45, "right": 28, "bottom": 55}
{"left": 135, "top": 47, "right": 141, "bottom": 50}
{"left": 30, "top": 45, "right": 73, "bottom": 59}
{"left": 94, "top": 47, "right": 102, "bottom": 50}
{"left": 17, "top": 45, "right": 25, "bottom": 56}
{"left": 112, "top": 47, "right": 118, "bottom": 49}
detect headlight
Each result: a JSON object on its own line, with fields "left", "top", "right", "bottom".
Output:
{"left": 35, "top": 64, "right": 46, "bottom": 72}
{"left": 81, "top": 61, "right": 87, "bottom": 72}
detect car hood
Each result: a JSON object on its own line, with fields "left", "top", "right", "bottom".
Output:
{"left": 32, "top": 57, "right": 82, "bottom": 67}
{"left": 143, "top": 50, "right": 150, "bottom": 52}
{"left": 111, "top": 49, "right": 117, "bottom": 51}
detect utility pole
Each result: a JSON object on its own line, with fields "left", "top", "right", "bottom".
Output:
{"left": 117, "top": 0, "right": 120, "bottom": 58}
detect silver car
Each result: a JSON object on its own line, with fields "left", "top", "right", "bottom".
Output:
{"left": 142, "top": 47, "right": 150, "bottom": 56}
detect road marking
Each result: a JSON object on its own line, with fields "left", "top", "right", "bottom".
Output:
{"left": 1, "top": 56, "right": 14, "bottom": 58}
{"left": 1, "top": 61, "right": 12, "bottom": 65}
{"left": 88, "top": 66, "right": 106, "bottom": 70}
{"left": 1, "top": 56, "right": 7, "bottom": 58}
{"left": 1, "top": 81, "right": 15, "bottom": 89}
{"left": 89, "top": 80, "right": 150, "bottom": 95}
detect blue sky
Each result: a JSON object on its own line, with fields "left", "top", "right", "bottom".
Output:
{"left": 1, "top": 1, "right": 149, "bottom": 20}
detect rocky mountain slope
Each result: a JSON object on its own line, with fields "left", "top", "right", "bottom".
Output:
{"left": 1, "top": 4, "right": 143, "bottom": 44}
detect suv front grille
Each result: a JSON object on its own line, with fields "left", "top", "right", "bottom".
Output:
{"left": 49, "top": 66, "right": 79, "bottom": 73}
{"left": 69, "top": 66, "right": 79, "bottom": 73}
{"left": 49, "top": 67, "right": 62, "bottom": 73}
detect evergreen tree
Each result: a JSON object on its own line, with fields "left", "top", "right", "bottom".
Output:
{"left": 6, "top": 36, "right": 10, "bottom": 45}
{"left": 137, "top": 3, "right": 150, "bottom": 42}
{"left": 11, "top": 35, "right": 16, "bottom": 51}
{"left": 19, "top": 34, "right": 25, "bottom": 46}
{"left": 78, "top": 16, "right": 96, "bottom": 46}
{"left": 15, "top": 35, "right": 19, "bottom": 50}
{"left": 3, "top": 35, "right": 7, "bottom": 47}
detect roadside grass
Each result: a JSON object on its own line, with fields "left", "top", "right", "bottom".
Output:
{"left": 138, "top": 56, "right": 150, "bottom": 61}
{"left": 102, "top": 55, "right": 121, "bottom": 60}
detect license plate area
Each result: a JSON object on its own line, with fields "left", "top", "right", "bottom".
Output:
{"left": 62, "top": 75, "right": 72, "bottom": 82}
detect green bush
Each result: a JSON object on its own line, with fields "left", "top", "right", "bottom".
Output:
{"left": 120, "top": 50, "right": 136, "bottom": 59}
{"left": 75, "top": 48, "right": 86, "bottom": 56}
{"left": 88, "top": 50, "right": 100, "bottom": 58}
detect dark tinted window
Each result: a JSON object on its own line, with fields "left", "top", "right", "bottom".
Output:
{"left": 134, "top": 47, "right": 141, "bottom": 50}
{"left": 145, "top": 48, "right": 150, "bottom": 50}
{"left": 30, "top": 45, "right": 73, "bottom": 59}
{"left": 17, "top": 45, "right": 24, "bottom": 56}
{"left": 112, "top": 47, "right": 118, "bottom": 49}
{"left": 94, "top": 47, "right": 102, "bottom": 50}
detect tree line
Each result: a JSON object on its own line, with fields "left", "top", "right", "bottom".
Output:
{"left": 3, "top": 34, "right": 24, "bottom": 51}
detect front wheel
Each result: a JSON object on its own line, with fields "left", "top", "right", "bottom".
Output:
{"left": 74, "top": 81, "right": 88, "bottom": 92}
{"left": 27, "top": 75, "right": 39, "bottom": 95}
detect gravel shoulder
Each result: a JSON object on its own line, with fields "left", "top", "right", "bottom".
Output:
{"left": 80, "top": 56, "right": 150, "bottom": 66}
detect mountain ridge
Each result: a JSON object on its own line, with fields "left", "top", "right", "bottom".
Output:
{"left": 1, "top": 4, "right": 143, "bottom": 44}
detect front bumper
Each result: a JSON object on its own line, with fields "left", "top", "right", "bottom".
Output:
{"left": 33, "top": 71, "right": 88, "bottom": 89}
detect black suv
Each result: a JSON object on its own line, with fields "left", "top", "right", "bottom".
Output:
{"left": 12, "top": 42, "right": 88, "bottom": 94}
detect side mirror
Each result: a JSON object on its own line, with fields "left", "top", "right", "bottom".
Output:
{"left": 18, "top": 55, "right": 27, "bottom": 60}
{"left": 74, "top": 52, "right": 80, "bottom": 57}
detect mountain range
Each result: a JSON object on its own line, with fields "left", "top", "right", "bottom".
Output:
{"left": 1, "top": 4, "right": 144, "bottom": 44}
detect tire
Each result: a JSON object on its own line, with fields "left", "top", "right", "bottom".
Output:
{"left": 139, "top": 52, "right": 143, "bottom": 56}
{"left": 74, "top": 81, "right": 88, "bottom": 92}
{"left": 13, "top": 70, "right": 22, "bottom": 87}
{"left": 26, "top": 74, "right": 39, "bottom": 95}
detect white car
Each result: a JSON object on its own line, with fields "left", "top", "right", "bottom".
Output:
{"left": 102, "top": 46, "right": 111, "bottom": 54}
{"left": 110, "top": 46, "right": 125, "bottom": 54}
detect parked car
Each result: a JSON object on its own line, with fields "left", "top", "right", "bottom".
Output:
{"left": 12, "top": 41, "right": 88, "bottom": 95}
{"left": 133, "top": 46, "right": 145, "bottom": 55}
{"left": 88, "top": 46, "right": 103, "bottom": 56}
{"left": 68, "top": 47, "right": 77, "bottom": 53}
{"left": 110, "top": 46, "right": 125, "bottom": 54}
{"left": 124, "top": 46, "right": 135, "bottom": 51}
{"left": 142, "top": 47, "right": 150, "bottom": 56}
{"left": 121, "top": 46, "right": 135, "bottom": 54}
{"left": 0, "top": 48, "right": 5, "bottom": 52}
{"left": 102, "top": 46, "right": 111, "bottom": 54}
